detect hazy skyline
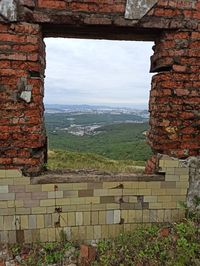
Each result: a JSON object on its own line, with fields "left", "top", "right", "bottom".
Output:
{"left": 44, "top": 38, "right": 154, "bottom": 109}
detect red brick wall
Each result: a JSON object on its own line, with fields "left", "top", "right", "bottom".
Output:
{"left": 0, "top": 0, "right": 200, "bottom": 175}
{"left": 0, "top": 23, "right": 46, "bottom": 175}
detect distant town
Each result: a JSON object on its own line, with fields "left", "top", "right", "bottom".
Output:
{"left": 45, "top": 104, "right": 149, "bottom": 136}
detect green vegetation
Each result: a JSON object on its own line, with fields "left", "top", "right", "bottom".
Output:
{"left": 9, "top": 239, "right": 79, "bottom": 266}
{"left": 47, "top": 122, "right": 152, "bottom": 162}
{"left": 47, "top": 150, "right": 145, "bottom": 173}
{"left": 93, "top": 220, "right": 200, "bottom": 266}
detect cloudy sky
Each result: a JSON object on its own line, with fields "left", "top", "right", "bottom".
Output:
{"left": 44, "top": 38, "right": 154, "bottom": 109}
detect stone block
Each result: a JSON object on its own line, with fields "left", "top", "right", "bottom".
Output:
{"left": 48, "top": 228, "right": 56, "bottom": 241}
{"left": 0, "top": 170, "right": 6, "bottom": 178}
{"left": 157, "top": 196, "right": 172, "bottom": 203}
{"left": 20, "top": 215, "right": 28, "bottom": 229}
{"left": 36, "top": 215, "right": 44, "bottom": 228}
{"left": 144, "top": 196, "right": 157, "bottom": 203}
{"left": 85, "top": 196, "right": 99, "bottom": 204}
{"left": 32, "top": 191, "right": 48, "bottom": 200}
{"left": 83, "top": 211, "right": 90, "bottom": 225}
{"left": 41, "top": 184, "right": 54, "bottom": 192}
{"left": 8, "top": 231, "right": 16, "bottom": 244}
{"left": 79, "top": 226, "right": 87, "bottom": 240}
{"left": 165, "top": 175, "right": 180, "bottom": 181}
{"left": 9, "top": 185, "right": 25, "bottom": 192}
{"left": 32, "top": 229, "right": 40, "bottom": 242}
{"left": 16, "top": 207, "right": 31, "bottom": 215}
{"left": 40, "top": 199, "right": 55, "bottom": 207}
{"left": 55, "top": 198, "right": 71, "bottom": 205}
{"left": 94, "top": 225, "right": 101, "bottom": 239}
{"left": 0, "top": 231, "right": 8, "bottom": 243}
{"left": 78, "top": 190, "right": 93, "bottom": 197}
{"left": 29, "top": 215, "right": 36, "bottom": 229}
{"left": 13, "top": 178, "right": 30, "bottom": 185}
{"left": 106, "top": 203, "right": 120, "bottom": 210}
{"left": 91, "top": 204, "right": 106, "bottom": 211}
{"left": 114, "top": 210, "right": 121, "bottom": 224}
{"left": 146, "top": 182, "right": 160, "bottom": 189}
{"left": 0, "top": 186, "right": 8, "bottom": 193}
{"left": 31, "top": 207, "right": 46, "bottom": 214}
{"left": 24, "top": 199, "right": 39, "bottom": 207}
{"left": 67, "top": 212, "right": 75, "bottom": 226}
{"left": 161, "top": 181, "right": 176, "bottom": 188}
{"left": 4, "top": 216, "right": 15, "bottom": 230}
{"left": 63, "top": 190, "right": 78, "bottom": 197}
{"left": 100, "top": 196, "right": 115, "bottom": 204}
{"left": 91, "top": 211, "right": 98, "bottom": 225}
{"left": 76, "top": 212, "right": 83, "bottom": 226}
{"left": 16, "top": 192, "right": 31, "bottom": 200}
{"left": 101, "top": 225, "right": 108, "bottom": 238}
{"left": 106, "top": 210, "right": 114, "bottom": 224}
{"left": 0, "top": 179, "right": 14, "bottom": 185}
{"left": 26, "top": 185, "right": 42, "bottom": 192}
{"left": 48, "top": 191, "right": 63, "bottom": 199}
{"left": 44, "top": 214, "right": 52, "bottom": 227}
{"left": 60, "top": 213, "right": 68, "bottom": 227}
{"left": 99, "top": 211, "right": 106, "bottom": 225}
{"left": 0, "top": 193, "right": 15, "bottom": 200}
{"left": 40, "top": 228, "right": 48, "bottom": 242}
{"left": 94, "top": 189, "right": 109, "bottom": 196}
{"left": 86, "top": 226, "right": 94, "bottom": 240}
{"left": 5, "top": 169, "right": 22, "bottom": 178}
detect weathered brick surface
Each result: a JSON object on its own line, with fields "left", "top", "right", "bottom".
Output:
{"left": 0, "top": 157, "right": 190, "bottom": 243}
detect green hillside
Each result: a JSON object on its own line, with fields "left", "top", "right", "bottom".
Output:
{"left": 47, "top": 122, "right": 152, "bottom": 162}
{"left": 47, "top": 150, "right": 145, "bottom": 173}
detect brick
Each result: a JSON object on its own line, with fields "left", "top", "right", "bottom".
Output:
{"left": 0, "top": 193, "right": 15, "bottom": 200}
{"left": 0, "top": 170, "right": 6, "bottom": 178}
{"left": 68, "top": 212, "right": 75, "bottom": 226}
{"left": 48, "top": 228, "right": 56, "bottom": 241}
{"left": 0, "top": 186, "right": 8, "bottom": 193}
{"left": 5, "top": 169, "right": 22, "bottom": 178}
{"left": 32, "top": 191, "right": 48, "bottom": 199}
{"left": 40, "top": 228, "right": 48, "bottom": 242}
{"left": 48, "top": 191, "right": 63, "bottom": 199}
{"left": 106, "top": 210, "right": 114, "bottom": 224}
{"left": 16, "top": 207, "right": 31, "bottom": 215}
{"left": 36, "top": 215, "right": 44, "bottom": 228}
{"left": 20, "top": 215, "right": 29, "bottom": 229}
{"left": 44, "top": 214, "right": 52, "bottom": 227}
{"left": 91, "top": 211, "right": 98, "bottom": 225}
{"left": 24, "top": 199, "right": 39, "bottom": 207}
{"left": 114, "top": 210, "right": 121, "bottom": 224}
{"left": 86, "top": 226, "right": 94, "bottom": 240}
{"left": 76, "top": 212, "right": 83, "bottom": 226}
{"left": 83, "top": 212, "right": 91, "bottom": 225}
{"left": 78, "top": 190, "right": 93, "bottom": 197}
{"left": 8, "top": 231, "right": 16, "bottom": 244}
{"left": 100, "top": 196, "right": 115, "bottom": 204}
{"left": 63, "top": 190, "right": 78, "bottom": 197}
{"left": 32, "top": 206, "right": 46, "bottom": 214}
{"left": 4, "top": 216, "right": 15, "bottom": 230}
{"left": 29, "top": 215, "right": 36, "bottom": 229}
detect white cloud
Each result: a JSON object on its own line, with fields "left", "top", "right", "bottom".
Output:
{"left": 44, "top": 38, "right": 154, "bottom": 108}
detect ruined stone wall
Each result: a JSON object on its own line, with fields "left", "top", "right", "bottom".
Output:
{"left": 0, "top": 0, "right": 199, "bottom": 243}
{"left": 0, "top": 0, "right": 200, "bottom": 175}
{"left": 0, "top": 156, "right": 188, "bottom": 244}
